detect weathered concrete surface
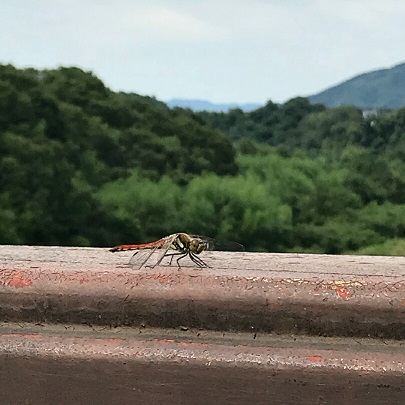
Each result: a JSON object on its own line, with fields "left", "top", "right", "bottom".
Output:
{"left": 0, "top": 327, "right": 404, "bottom": 405}
{"left": 0, "top": 246, "right": 404, "bottom": 338}
{"left": 1, "top": 246, "right": 405, "bottom": 403}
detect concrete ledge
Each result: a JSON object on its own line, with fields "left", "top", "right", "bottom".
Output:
{"left": 1, "top": 246, "right": 405, "bottom": 338}
{"left": 1, "top": 246, "right": 405, "bottom": 403}
{"left": 1, "top": 327, "right": 404, "bottom": 404}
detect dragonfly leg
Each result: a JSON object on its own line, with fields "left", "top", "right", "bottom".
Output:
{"left": 168, "top": 253, "right": 179, "bottom": 265}
{"left": 162, "top": 251, "right": 188, "bottom": 268}
{"left": 189, "top": 252, "right": 210, "bottom": 268}
{"left": 156, "top": 251, "right": 209, "bottom": 268}
{"left": 176, "top": 252, "right": 189, "bottom": 268}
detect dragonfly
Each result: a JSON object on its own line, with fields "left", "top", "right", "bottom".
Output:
{"left": 110, "top": 232, "right": 243, "bottom": 269}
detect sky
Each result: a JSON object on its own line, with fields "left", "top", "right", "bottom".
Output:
{"left": 1, "top": 0, "right": 404, "bottom": 104}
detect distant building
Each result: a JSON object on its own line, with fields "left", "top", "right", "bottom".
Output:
{"left": 362, "top": 109, "right": 379, "bottom": 119}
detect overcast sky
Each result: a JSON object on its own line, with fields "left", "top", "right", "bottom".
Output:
{"left": 1, "top": 0, "right": 404, "bottom": 104}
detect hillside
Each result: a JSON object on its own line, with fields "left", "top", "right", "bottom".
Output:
{"left": 0, "top": 64, "right": 237, "bottom": 246}
{"left": 309, "top": 62, "right": 405, "bottom": 109}
{"left": 1, "top": 64, "right": 405, "bottom": 256}
{"left": 198, "top": 96, "right": 405, "bottom": 160}
{"left": 167, "top": 98, "right": 261, "bottom": 112}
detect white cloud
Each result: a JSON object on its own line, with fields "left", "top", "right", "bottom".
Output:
{"left": 128, "top": 6, "right": 225, "bottom": 42}
{"left": 1, "top": 0, "right": 405, "bottom": 103}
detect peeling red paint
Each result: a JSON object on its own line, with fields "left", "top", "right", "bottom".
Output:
{"left": 152, "top": 339, "right": 209, "bottom": 347}
{"left": 7, "top": 272, "right": 33, "bottom": 288}
{"left": 155, "top": 339, "right": 175, "bottom": 344}
{"left": 79, "top": 278, "right": 90, "bottom": 284}
{"left": 158, "top": 275, "right": 171, "bottom": 284}
{"left": 0, "top": 334, "right": 41, "bottom": 339}
{"left": 306, "top": 355, "right": 323, "bottom": 362}
{"left": 401, "top": 299, "right": 405, "bottom": 306}
{"left": 177, "top": 341, "right": 209, "bottom": 347}
{"left": 334, "top": 287, "right": 353, "bottom": 300}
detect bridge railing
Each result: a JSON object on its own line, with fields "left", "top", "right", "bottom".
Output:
{"left": 1, "top": 245, "right": 404, "bottom": 404}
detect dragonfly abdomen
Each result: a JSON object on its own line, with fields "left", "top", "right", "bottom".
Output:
{"left": 109, "top": 239, "right": 165, "bottom": 252}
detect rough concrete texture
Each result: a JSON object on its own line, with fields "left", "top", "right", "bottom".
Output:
{"left": 0, "top": 245, "right": 404, "bottom": 403}
{"left": 1, "top": 246, "right": 404, "bottom": 338}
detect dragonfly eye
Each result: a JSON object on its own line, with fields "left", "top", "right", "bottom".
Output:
{"left": 190, "top": 239, "right": 207, "bottom": 254}
{"left": 196, "top": 243, "right": 206, "bottom": 254}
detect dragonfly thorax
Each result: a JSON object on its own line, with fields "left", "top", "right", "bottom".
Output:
{"left": 172, "top": 233, "right": 207, "bottom": 255}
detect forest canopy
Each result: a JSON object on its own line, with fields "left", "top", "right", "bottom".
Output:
{"left": 1, "top": 64, "right": 404, "bottom": 255}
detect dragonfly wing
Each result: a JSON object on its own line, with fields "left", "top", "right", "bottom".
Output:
{"left": 191, "top": 235, "right": 245, "bottom": 252}
{"left": 129, "top": 249, "right": 156, "bottom": 269}
{"left": 213, "top": 240, "right": 245, "bottom": 252}
{"left": 153, "top": 234, "right": 179, "bottom": 266}
{"left": 129, "top": 235, "right": 178, "bottom": 269}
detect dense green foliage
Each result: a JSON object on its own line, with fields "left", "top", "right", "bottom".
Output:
{"left": 1, "top": 64, "right": 404, "bottom": 255}
{"left": 0, "top": 64, "right": 236, "bottom": 245}
{"left": 309, "top": 62, "right": 405, "bottom": 109}
{"left": 200, "top": 97, "right": 405, "bottom": 160}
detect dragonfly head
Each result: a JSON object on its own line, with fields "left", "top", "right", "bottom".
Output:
{"left": 189, "top": 237, "right": 207, "bottom": 254}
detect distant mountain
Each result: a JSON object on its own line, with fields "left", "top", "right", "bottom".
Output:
{"left": 166, "top": 98, "right": 261, "bottom": 112}
{"left": 309, "top": 62, "right": 405, "bottom": 109}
